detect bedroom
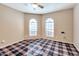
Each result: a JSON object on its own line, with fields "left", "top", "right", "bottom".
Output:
{"left": 0, "top": 3, "right": 79, "bottom": 56}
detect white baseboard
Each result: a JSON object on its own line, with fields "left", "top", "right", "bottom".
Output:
{"left": 0, "top": 39, "right": 24, "bottom": 49}
{"left": 73, "top": 43, "right": 79, "bottom": 51}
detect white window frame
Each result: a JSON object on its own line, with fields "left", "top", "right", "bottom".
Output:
{"left": 45, "top": 18, "right": 54, "bottom": 37}
{"left": 29, "top": 19, "right": 37, "bottom": 36}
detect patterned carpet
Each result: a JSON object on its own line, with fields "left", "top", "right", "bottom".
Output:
{"left": 0, "top": 38, "right": 79, "bottom": 56}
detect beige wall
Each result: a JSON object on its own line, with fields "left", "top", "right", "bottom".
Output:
{"left": 0, "top": 5, "right": 24, "bottom": 48}
{"left": 42, "top": 9, "right": 73, "bottom": 43}
{"left": 73, "top": 4, "right": 79, "bottom": 51}
{"left": 24, "top": 9, "right": 73, "bottom": 43}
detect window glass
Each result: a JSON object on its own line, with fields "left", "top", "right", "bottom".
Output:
{"left": 45, "top": 18, "right": 54, "bottom": 37}
{"left": 29, "top": 19, "right": 37, "bottom": 36}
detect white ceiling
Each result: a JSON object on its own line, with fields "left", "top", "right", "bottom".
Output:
{"left": 2, "top": 3, "right": 76, "bottom": 14}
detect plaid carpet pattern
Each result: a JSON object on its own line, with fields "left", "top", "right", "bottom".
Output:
{"left": 0, "top": 38, "right": 79, "bottom": 56}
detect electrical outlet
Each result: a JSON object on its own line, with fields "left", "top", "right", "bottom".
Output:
{"left": 76, "top": 43, "right": 79, "bottom": 46}
{"left": 1, "top": 40, "right": 5, "bottom": 43}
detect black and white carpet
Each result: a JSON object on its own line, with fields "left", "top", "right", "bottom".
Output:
{"left": 0, "top": 38, "right": 79, "bottom": 56}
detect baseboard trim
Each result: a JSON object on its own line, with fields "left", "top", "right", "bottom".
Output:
{"left": 73, "top": 43, "right": 79, "bottom": 51}
{"left": 0, "top": 39, "right": 24, "bottom": 49}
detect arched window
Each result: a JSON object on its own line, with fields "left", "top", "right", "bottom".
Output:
{"left": 45, "top": 18, "right": 54, "bottom": 37}
{"left": 29, "top": 19, "right": 37, "bottom": 36}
